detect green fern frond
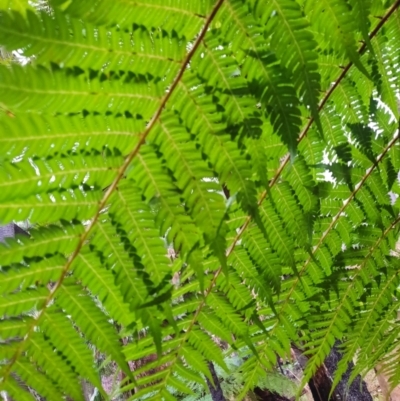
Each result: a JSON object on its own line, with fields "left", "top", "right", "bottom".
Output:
{"left": 0, "top": 318, "right": 32, "bottom": 339}
{"left": 0, "top": 222, "right": 82, "bottom": 264}
{"left": 251, "top": 0, "right": 321, "bottom": 128}
{"left": 14, "top": 360, "right": 66, "bottom": 401}
{"left": 56, "top": 282, "right": 132, "bottom": 379}
{"left": 72, "top": 251, "right": 134, "bottom": 326}
{"left": 110, "top": 181, "right": 171, "bottom": 286}
{"left": 303, "top": 214, "right": 400, "bottom": 384}
{"left": 0, "top": 113, "right": 142, "bottom": 159}
{"left": 91, "top": 219, "right": 150, "bottom": 309}
{"left": 50, "top": 0, "right": 213, "bottom": 37}
{"left": 305, "top": 0, "right": 368, "bottom": 76}
{"left": 0, "top": 9, "right": 185, "bottom": 76}
{"left": 41, "top": 310, "right": 104, "bottom": 392}
{"left": 0, "top": 255, "right": 64, "bottom": 292}
{"left": 26, "top": 332, "right": 85, "bottom": 400}
{"left": 1, "top": 375, "right": 37, "bottom": 401}
{"left": 0, "top": 288, "right": 48, "bottom": 316}
{"left": 2, "top": 0, "right": 400, "bottom": 399}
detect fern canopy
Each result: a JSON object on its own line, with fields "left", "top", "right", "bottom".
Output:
{"left": 0, "top": 0, "right": 400, "bottom": 400}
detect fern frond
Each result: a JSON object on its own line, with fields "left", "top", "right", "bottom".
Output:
{"left": 0, "top": 151, "right": 122, "bottom": 204}
{"left": 348, "top": 0, "right": 373, "bottom": 50}
{"left": 0, "top": 190, "right": 101, "bottom": 224}
{"left": 56, "top": 282, "right": 132, "bottom": 379}
{"left": 173, "top": 71, "right": 258, "bottom": 214}
{"left": 0, "top": 10, "right": 185, "bottom": 76}
{"left": 150, "top": 116, "right": 227, "bottom": 264}
{"left": 72, "top": 251, "right": 133, "bottom": 327}
{"left": 91, "top": 219, "right": 150, "bottom": 309}
{"left": 1, "top": 375, "right": 37, "bottom": 401}
{"left": 242, "top": 225, "right": 281, "bottom": 293}
{"left": 0, "top": 222, "right": 82, "bottom": 265}
{"left": 131, "top": 148, "right": 201, "bottom": 257}
{"left": 0, "top": 318, "right": 31, "bottom": 340}
{"left": 250, "top": 0, "right": 321, "bottom": 126}
{"left": 187, "top": 328, "right": 228, "bottom": 372}
{"left": 214, "top": 1, "right": 304, "bottom": 155}
{"left": 0, "top": 114, "right": 141, "bottom": 159}
{"left": 231, "top": 248, "right": 274, "bottom": 303}
{"left": 2, "top": 0, "right": 400, "bottom": 399}
{"left": 207, "top": 292, "right": 248, "bottom": 338}
{"left": 0, "top": 64, "right": 161, "bottom": 116}
{"left": 371, "top": 35, "right": 400, "bottom": 117}
{"left": 0, "top": 255, "right": 64, "bottom": 292}
{"left": 50, "top": 0, "right": 213, "bottom": 37}
{"left": 332, "top": 267, "right": 400, "bottom": 389}
{"left": 198, "top": 309, "right": 233, "bottom": 344}
{"left": 41, "top": 310, "right": 104, "bottom": 392}
{"left": 14, "top": 360, "right": 65, "bottom": 401}
{"left": 303, "top": 214, "right": 400, "bottom": 383}
{"left": 110, "top": 181, "right": 171, "bottom": 286}
{"left": 305, "top": 0, "right": 368, "bottom": 75}
{"left": 0, "top": 288, "right": 48, "bottom": 317}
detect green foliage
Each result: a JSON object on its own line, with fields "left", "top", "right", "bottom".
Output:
{"left": 154, "top": 353, "right": 303, "bottom": 401}
{"left": 0, "top": 0, "right": 400, "bottom": 400}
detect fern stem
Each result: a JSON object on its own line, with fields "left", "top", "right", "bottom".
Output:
{"left": 0, "top": 0, "right": 227, "bottom": 382}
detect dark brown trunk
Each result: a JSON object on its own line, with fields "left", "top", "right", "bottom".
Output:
{"left": 324, "top": 342, "right": 372, "bottom": 401}
{"left": 292, "top": 346, "right": 337, "bottom": 401}
{"left": 293, "top": 342, "right": 373, "bottom": 401}
{"left": 205, "top": 362, "right": 226, "bottom": 401}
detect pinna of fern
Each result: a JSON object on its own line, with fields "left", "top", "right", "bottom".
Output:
{"left": 0, "top": 0, "right": 400, "bottom": 400}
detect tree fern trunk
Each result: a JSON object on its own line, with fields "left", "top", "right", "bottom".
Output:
{"left": 324, "top": 342, "right": 373, "bottom": 401}
{"left": 292, "top": 346, "right": 337, "bottom": 401}
{"left": 293, "top": 343, "right": 373, "bottom": 401}
{"left": 206, "top": 362, "right": 226, "bottom": 401}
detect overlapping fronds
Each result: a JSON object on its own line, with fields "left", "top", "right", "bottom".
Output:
{"left": 1, "top": 0, "right": 400, "bottom": 400}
